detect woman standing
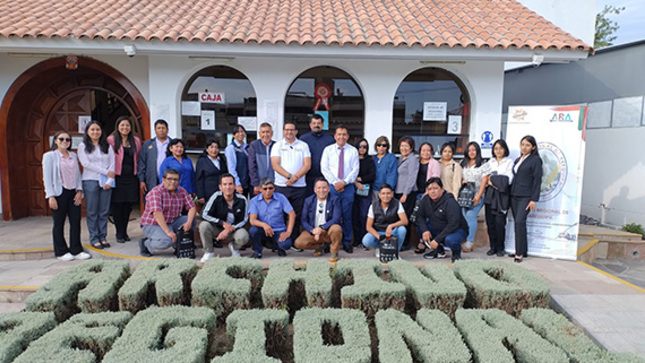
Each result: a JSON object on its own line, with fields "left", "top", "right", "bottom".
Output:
{"left": 484, "top": 139, "right": 514, "bottom": 257}
{"left": 159, "top": 138, "right": 195, "bottom": 195}
{"left": 417, "top": 142, "right": 441, "bottom": 196}
{"left": 196, "top": 139, "right": 228, "bottom": 204}
{"left": 107, "top": 116, "right": 141, "bottom": 243}
{"left": 78, "top": 121, "right": 115, "bottom": 249}
{"left": 460, "top": 142, "right": 490, "bottom": 252}
{"left": 42, "top": 131, "right": 91, "bottom": 261}
{"left": 352, "top": 138, "right": 376, "bottom": 247}
{"left": 439, "top": 142, "right": 462, "bottom": 200}
{"left": 372, "top": 136, "right": 398, "bottom": 199}
{"left": 510, "top": 135, "right": 543, "bottom": 263}
{"left": 394, "top": 136, "right": 419, "bottom": 250}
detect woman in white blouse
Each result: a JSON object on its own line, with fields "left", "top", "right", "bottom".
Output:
{"left": 460, "top": 142, "right": 490, "bottom": 252}
{"left": 77, "top": 121, "right": 115, "bottom": 250}
{"left": 483, "top": 139, "right": 514, "bottom": 257}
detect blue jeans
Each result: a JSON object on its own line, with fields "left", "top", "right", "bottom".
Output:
{"left": 249, "top": 226, "right": 293, "bottom": 255}
{"left": 83, "top": 180, "right": 112, "bottom": 243}
{"left": 141, "top": 216, "right": 194, "bottom": 254}
{"left": 462, "top": 197, "right": 484, "bottom": 243}
{"left": 361, "top": 226, "right": 406, "bottom": 250}
{"left": 330, "top": 184, "right": 355, "bottom": 246}
{"left": 416, "top": 222, "right": 467, "bottom": 255}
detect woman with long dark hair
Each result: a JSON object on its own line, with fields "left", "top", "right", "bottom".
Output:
{"left": 78, "top": 120, "right": 115, "bottom": 249}
{"left": 42, "top": 130, "right": 91, "bottom": 261}
{"left": 351, "top": 137, "right": 376, "bottom": 247}
{"left": 196, "top": 139, "right": 228, "bottom": 204}
{"left": 510, "top": 135, "right": 543, "bottom": 263}
{"left": 439, "top": 142, "right": 462, "bottom": 200}
{"left": 159, "top": 138, "right": 195, "bottom": 195}
{"left": 107, "top": 116, "right": 141, "bottom": 243}
{"left": 484, "top": 139, "right": 513, "bottom": 257}
{"left": 460, "top": 141, "right": 490, "bottom": 252}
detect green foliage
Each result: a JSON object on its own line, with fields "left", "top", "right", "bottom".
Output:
{"left": 388, "top": 260, "right": 466, "bottom": 317}
{"left": 191, "top": 257, "right": 264, "bottom": 318}
{"left": 261, "top": 259, "right": 332, "bottom": 313}
{"left": 292, "top": 308, "right": 371, "bottom": 363}
{"left": 595, "top": 5, "right": 625, "bottom": 49}
{"left": 0, "top": 312, "right": 57, "bottom": 363}
{"left": 375, "top": 309, "right": 471, "bottom": 363}
{"left": 25, "top": 260, "right": 130, "bottom": 321}
{"left": 455, "top": 309, "right": 569, "bottom": 363}
{"left": 622, "top": 222, "right": 645, "bottom": 239}
{"left": 118, "top": 259, "right": 198, "bottom": 313}
{"left": 212, "top": 309, "right": 289, "bottom": 363}
{"left": 453, "top": 259, "right": 549, "bottom": 316}
{"left": 103, "top": 306, "right": 217, "bottom": 363}
{"left": 332, "top": 259, "right": 406, "bottom": 317}
{"left": 13, "top": 311, "right": 132, "bottom": 363}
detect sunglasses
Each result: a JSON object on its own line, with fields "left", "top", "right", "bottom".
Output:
{"left": 359, "top": 145, "right": 368, "bottom": 149}
{"left": 58, "top": 137, "right": 71, "bottom": 142}
{"left": 262, "top": 186, "right": 275, "bottom": 191}
{"left": 376, "top": 143, "right": 388, "bottom": 147}
{"left": 318, "top": 202, "right": 324, "bottom": 214}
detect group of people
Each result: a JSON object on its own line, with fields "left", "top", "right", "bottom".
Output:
{"left": 44, "top": 113, "right": 542, "bottom": 264}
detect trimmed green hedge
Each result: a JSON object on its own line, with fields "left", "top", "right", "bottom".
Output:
{"left": 13, "top": 311, "right": 132, "bottom": 363}
{"left": 455, "top": 308, "right": 569, "bottom": 363}
{"left": 103, "top": 305, "right": 217, "bottom": 363}
{"left": 212, "top": 309, "right": 289, "bottom": 363}
{"left": 454, "top": 260, "right": 550, "bottom": 316}
{"left": 191, "top": 257, "right": 264, "bottom": 318}
{"left": 0, "top": 312, "right": 57, "bottom": 363}
{"left": 293, "top": 308, "right": 371, "bottom": 363}
{"left": 261, "top": 259, "right": 332, "bottom": 312}
{"left": 25, "top": 260, "right": 130, "bottom": 321}
{"left": 118, "top": 259, "right": 198, "bottom": 313}
{"left": 521, "top": 308, "right": 645, "bottom": 363}
{"left": 375, "top": 308, "right": 470, "bottom": 363}
{"left": 388, "top": 260, "right": 467, "bottom": 317}
{"left": 332, "top": 259, "right": 406, "bottom": 317}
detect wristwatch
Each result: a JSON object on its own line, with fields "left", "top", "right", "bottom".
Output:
{"left": 287, "top": 173, "right": 292, "bottom": 179}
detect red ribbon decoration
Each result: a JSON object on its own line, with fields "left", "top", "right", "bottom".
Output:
{"left": 313, "top": 83, "right": 331, "bottom": 111}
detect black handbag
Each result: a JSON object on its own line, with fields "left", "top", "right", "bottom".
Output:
{"left": 457, "top": 182, "right": 476, "bottom": 209}
{"left": 175, "top": 227, "right": 196, "bottom": 259}
{"left": 379, "top": 235, "right": 399, "bottom": 263}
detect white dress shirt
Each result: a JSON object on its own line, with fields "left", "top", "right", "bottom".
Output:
{"left": 320, "top": 143, "right": 359, "bottom": 185}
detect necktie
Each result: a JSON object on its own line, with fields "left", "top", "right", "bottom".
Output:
{"left": 338, "top": 146, "right": 344, "bottom": 180}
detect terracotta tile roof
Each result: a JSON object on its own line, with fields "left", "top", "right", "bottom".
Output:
{"left": 0, "top": 0, "right": 591, "bottom": 51}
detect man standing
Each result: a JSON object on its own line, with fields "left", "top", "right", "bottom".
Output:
{"left": 138, "top": 119, "right": 170, "bottom": 197}
{"left": 415, "top": 177, "right": 468, "bottom": 262}
{"left": 294, "top": 178, "right": 343, "bottom": 262}
{"left": 224, "top": 124, "right": 250, "bottom": 196}
{"left": 199, "top": 173, "right": 249, "bottom": 262}
{"left": 139, "top": 169, "right": 196, "bottom": 257}
{"left": 248, "top": 122, "right": 275, "bottom": 195}
{"left": 320, "top": 125, "right": 359, "bottom": 253}
{"left": 300, "top": 114, "right": 334, "bottom": 195}
{"left": 248, "top": 178, "right": 296, "bottom": 259}
{"left": 270, "top": 120, "right": 311, "bottom": 243}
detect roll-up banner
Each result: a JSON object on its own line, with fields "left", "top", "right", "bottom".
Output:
{"left": 505, "top": 105, "right": 588, "bottom": 260}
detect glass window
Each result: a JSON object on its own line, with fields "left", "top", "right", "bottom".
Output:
{"left": 586, "top": 100, "right": 612, "bottom": 129}
{"left": 285, "top": 66, "right": 364, "bottom": 141}
{"left": 392, "top": 67, "right": 470, "bottom": 155}
{"left": 611, "top": 96, "right": 642, "bottom": 128}
{"left": 181, "top": 66, "right": 257, "bottom": 150}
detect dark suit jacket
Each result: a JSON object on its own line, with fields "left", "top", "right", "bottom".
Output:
{"left": 510, "top": 154, "right": 543, "bottom": 201}
{"left": 301, "top": 194, "right": 342, "bottom": 233}
{"left": 195, "top": 155, "right": 228, "bottom": 200}
{"left": 138, "top": 137, "right": 163, "bottom": 192}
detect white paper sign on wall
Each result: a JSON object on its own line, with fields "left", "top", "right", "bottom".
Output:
{"left": 423, "top": 102, "right": 447, "bottom": 121}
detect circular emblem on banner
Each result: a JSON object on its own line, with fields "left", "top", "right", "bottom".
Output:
{"left": 538, "top": 141, "right": 567, "bottom": 201}
{"left": 313, "top": 83, "right": 331, "bottom": 111}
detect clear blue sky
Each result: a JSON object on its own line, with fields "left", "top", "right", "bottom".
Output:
{"left": 597, "top": 0, "right": 645, "bottom": 45}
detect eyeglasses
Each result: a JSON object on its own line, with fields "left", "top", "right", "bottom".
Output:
{"left": 376, "top": 143, "right": 388, "bottom": 148}
{"left": 262, "top": 186, "right": 275, "bottom": 191}
{"left": 164, "top": 177, "right": 180, "bottom": 182}
{"left": 58, "top": 137, "right": 71, "bottom": 142}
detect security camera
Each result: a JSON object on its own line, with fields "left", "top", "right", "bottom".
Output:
{"left": 531, "top": 54, "right": 544, "bottom": 68}
{"left": 123, "top": 45, "right": 136, "bottom": 58}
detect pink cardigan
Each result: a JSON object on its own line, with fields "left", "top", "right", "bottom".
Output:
{"left": 107, "top": 135, "right": 142, "bottom": 176}
{"left": 426, "top": 158, "right": 441, "bottom": 179}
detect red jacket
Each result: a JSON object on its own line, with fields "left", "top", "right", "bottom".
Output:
{"left": 107, "top": 135, "right": 141, "bottom": 176}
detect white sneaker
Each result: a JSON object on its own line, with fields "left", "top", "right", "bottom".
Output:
{"left": 57, "top": 253, "right": 74, "bottom": 261}
{"left": 73, "top": 252, "right": 91, "bottom": 260}
{"left": 375, "top": 250, "right": 380, "bottom": 259}
{"left": 200, "top": 252, "right": 215, "bottom": 263}
{"left": 228, "top": 243, "right": 240, "bottom": 257}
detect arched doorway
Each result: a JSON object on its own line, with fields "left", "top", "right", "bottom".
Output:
{"left": 0, "top": 56, "right": 149, "bottom": 220}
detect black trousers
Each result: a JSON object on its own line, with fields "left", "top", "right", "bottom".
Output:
{"left": 112, "top": 202, "right": 133, "bottom": 239}
{"left": 51, "top": 188, "right": 82, "bottom": 256}
{"left": 485, "top": 204, "right": 507, "bottom": 253}
{"left": 395, "top": 191, "right": 418, "bottom": 249}
{"left": 510, "top": 196, "right": 532, "bottom": 257}
{"left": 275, "top": 186, "right": 307, "bottom": 242}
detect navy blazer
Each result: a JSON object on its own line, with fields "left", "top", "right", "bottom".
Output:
{"left": 511, "top": 154, "right": 543, "bottom": 201}
{"left": 195, "top": 154, "right": 228, "bottom": 200}
{"left": 301, "top": 194, "right": 342, "bottom": 233}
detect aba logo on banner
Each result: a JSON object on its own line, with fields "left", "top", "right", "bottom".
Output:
{"left": 550, "top": 113, "right": 573, "bottom": 122}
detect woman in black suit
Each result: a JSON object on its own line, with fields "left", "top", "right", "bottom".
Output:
{"left": 196, "top": 139, "right": 228, "bottom": 204}
{"left": 510, "top": 135, "right": 542, "bottom": 263}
